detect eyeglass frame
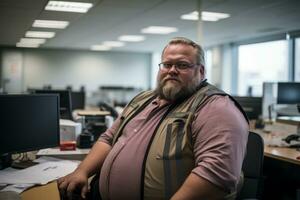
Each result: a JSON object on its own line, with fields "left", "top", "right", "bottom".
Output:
{"left": 158, "top": 62, "right": 200, "bottom": 71}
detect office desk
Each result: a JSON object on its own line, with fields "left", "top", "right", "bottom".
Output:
{"left": 252, "top": 122, "right": 300, "bottom": 165}
{"left": 1, "top": 148, "right": 89, "bottom": 200}
{"left": 264, "top": 146, "right": 300, "bottom": 165}
{"left": 76, "top": 110, "right": 110, "bottom": 116}
{"left": 21, "top": 181, "right": 60, "bottom": 200}
{"left": 256, "top": 122, "right": 300, "bottom": 199}
{"left": 37, "top": 147, "right": 90, "bottom": 160}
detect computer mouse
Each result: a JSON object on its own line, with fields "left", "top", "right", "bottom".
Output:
{"left": 283, "top": 134, "right": 300, "bottom": 144}
{"left": 289, "top": 144, "right": 300, "bottom": 148}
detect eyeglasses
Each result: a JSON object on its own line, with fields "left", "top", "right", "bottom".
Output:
{"left": 158, "top": 62, "right": 198, "bottom": 71}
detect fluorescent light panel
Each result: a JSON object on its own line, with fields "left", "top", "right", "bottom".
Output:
{"left": 181, "top": 11, "right": 230, "bottom": 21}
{"left": 202, "top": 11, "right": 230, "bottom": 21}
{"left": 33, "top": 20, "right": 69, "bottom": 29}
{"left": 45, "top": 1, "right": 93, "bottom": 13}
{"left": 103, "top": 41, "right": 125, "bottom": 47}
{"left": 91, "top": 45, "right": 112, "bottom": 51}
{"left": 118, "top": 35, "right": 145, "bottom": 42}
{"left": 16, "top": 43, "right": 40, "bottom": 48}
{"left": 20, "top": 38, "right": 46, "bottom": 44}
{"left": 25, "top": 31, "right": 56, "bottom": 38}
{"left": 141, "top": 26, "right": 178, "bottom": 34}
{"left": 181, "top": 11, "right": 199, "bottom": 21}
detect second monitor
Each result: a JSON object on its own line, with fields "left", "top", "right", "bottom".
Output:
{"left": 233, "top": 96, "right": 262, "bottom": 120}
{"left": 71, "top": 91, "right": 85, "bottom": 110}
{"left": 34, "top": 89, "right": 73, "bottom": 120}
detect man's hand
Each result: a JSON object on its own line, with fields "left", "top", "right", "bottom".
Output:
{"left": 57, "top": 141, "right": 112, "bottom": 199}
{"left": 57, "top": 169, "right": 89, "bottom": 199}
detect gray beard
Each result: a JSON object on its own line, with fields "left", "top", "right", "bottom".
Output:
{"left": 155, "top": 79, "right": 199, "bottom": 102}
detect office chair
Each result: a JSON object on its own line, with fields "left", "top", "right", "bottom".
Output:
{"left": 237, "top": 131, "right": 264, "bottom": 200}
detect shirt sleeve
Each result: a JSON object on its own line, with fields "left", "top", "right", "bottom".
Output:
{"left": 191, "top": 95, "right": 249, "bottom": 193}
{"left": 98, "top": 116, "right": 122, "bottom": 146}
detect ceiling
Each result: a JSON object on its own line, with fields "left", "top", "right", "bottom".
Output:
{"left": 0, "top": 0, "right": 300, "bottom": 53}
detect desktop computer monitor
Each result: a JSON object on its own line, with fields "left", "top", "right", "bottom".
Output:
{"left": 34, "top": 89, "right": 73, "bottom": 120}
{"left": 71, "top": 91, "right": 85, "bottom": 110}
{"left": 233, "top": 96, "right": 262, "bottom": 120}
{"left": 277, "top": 82, "right": 300, "bottom": 104}
{"left": 0, "top": 94, "right": 60, "bottom": 168}
{"left": 276, "top": 82, "right": 300, "bottom": 116}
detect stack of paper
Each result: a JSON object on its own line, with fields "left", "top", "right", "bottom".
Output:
{"left": 0, "top": 157, "right": 79, "bottom": 193}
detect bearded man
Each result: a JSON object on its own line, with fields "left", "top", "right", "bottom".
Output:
{"left": 58, "top": 37, "right": 249, "bottom": 200}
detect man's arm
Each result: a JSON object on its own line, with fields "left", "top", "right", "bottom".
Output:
{"left": 57, "top": 141, "right": 111, "bottom": 199}
{"left": 171, "top": 173, "right": 226, "bottom": 200}
{"left": 172, "top": 96, "right": 248, "bottom": 199}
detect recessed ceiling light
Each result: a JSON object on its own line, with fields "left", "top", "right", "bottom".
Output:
{"left": 45, "top": 1, "right": 93, "bottom": 13}
{"left": 103, "top": 41, "right": 125, "bottom": 47}
{"left": 25, "top": 31, "right": 56, "bottom": 38}
{"left": 141, "top": 26, "right": 178, "bottom": 34}
{"left": 181, "top": 11, "right": 230, "bottom": 22}
{"left": 16, "top": 43, "right": 40, "bottom": 48}
{"left": 118, "top": 35, "right": 145, "bottom": 42}
{"left": 33, "top": 20, "right": 69, "bottom": 29}
{"left": 90, "top": 45, "right": 112, "bottom": 51}
{"left": 181, "top": 11, "right": 199, "bottom": 21}
{"left": 202, "top": 11, "right": 230, "bottom": 21}
{"left": 20, "top": 38, "right": 46, "bottom": 44}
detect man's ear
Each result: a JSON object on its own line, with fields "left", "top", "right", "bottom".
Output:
{"left": 199, "top": 65, "right": 205, "bottom": 79}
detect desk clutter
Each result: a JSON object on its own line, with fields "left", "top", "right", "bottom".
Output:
{"left": 59, "top": 119, "right": 82, "bottom": 150}
{"left": 255, "top": 122, "right": 300, "bottom": 148}
{"left": 37, "top": 148, "right": 90, "bottom": 160}
{"left": 60, "top": 110, "right": 113, "bottom": 150}
{"left": 0, "top": 157, "right": 79, "bottom": 194}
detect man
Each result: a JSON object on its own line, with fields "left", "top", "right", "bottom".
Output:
{"left": 58, "top": 37, "right": 249, "bottom": 200}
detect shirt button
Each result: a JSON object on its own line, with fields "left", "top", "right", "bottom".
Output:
{"left": 134, "top": 129, "right": 138, "bottom": 133}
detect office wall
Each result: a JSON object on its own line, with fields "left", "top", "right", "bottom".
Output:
{"left": 208, "top": 44, "right": 236, "bottom": 95}
{"left": 221, "top": 44, "right": 235, "bottom": 94}
{"left": 1, "top": 51, "right": 24, "bottom": 93}
{"left": 1, "top": 48, "right": 151, "bottom": 93}
{"left": 210, "top": 47, "right": 222, "bottom": 88}
{"left": 151, "top": 52, "right": 160, "bottom": 89}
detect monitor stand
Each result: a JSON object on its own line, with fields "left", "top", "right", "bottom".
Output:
{"left": 0, "top": 153, "right": 12, "bottom": 170}
{"left": 0, "top": 154, "right": 39, "bottom": 169}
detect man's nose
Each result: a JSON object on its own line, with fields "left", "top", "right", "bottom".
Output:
{"left": 168, "top": 65, "right": 179, "bottom": 73}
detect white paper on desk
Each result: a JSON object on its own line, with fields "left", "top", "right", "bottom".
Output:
{"left": 37, "top": 148, "right": 90, "bottom": 155}
{"left": 1, "top": 183, "right": 35, "bottom": 193}
{"left": 0, "top": 160, "right": 79, "bottom": 185}
{"left": 0, "top": 167, "right": 19, "bottom": 187}
{"left": 34, "top": 156, "right": 65, "bottom": 163}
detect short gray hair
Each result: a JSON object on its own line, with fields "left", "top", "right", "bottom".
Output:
{"left": 161, "top": 37, "right": 205, "bottom": 67}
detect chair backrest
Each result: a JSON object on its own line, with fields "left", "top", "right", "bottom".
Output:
{"left": 237, "top": 131, "right": 264, "bottom": 199}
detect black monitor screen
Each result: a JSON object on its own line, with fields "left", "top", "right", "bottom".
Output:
{"left": 34, "top": 90, "right": 72, "bottom": 120}
{"left": 0, "top": 94, "right": 60, "bottom": 155}
{"left": 233, "top": 96, "right": 262, "bottom": 120}
{"left": 71, "top": 91, "right": 85, "bottom": 110}
{"left": 277, "top": 82, "right": 300, "bottom": 104}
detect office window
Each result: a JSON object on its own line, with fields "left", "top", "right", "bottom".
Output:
{"left": 205, "top": 49, "right": 212, "bottom": 81}
{"left": 295, "top": 38, "right": 300, "bottom": 81}
{"left": 238, "top": 40, "right": 288, "bottom": 96}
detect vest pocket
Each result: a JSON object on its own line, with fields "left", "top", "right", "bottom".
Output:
{"left": 154, "top": 120, "right": 192, "bottom": 199}
{"left": 156, "top": 120, "right": 185, "bottom": 160}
